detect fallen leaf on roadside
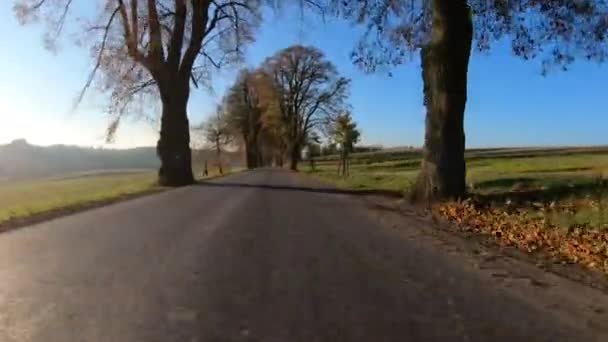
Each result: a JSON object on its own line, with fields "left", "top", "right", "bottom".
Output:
{"left": 435, "top": 199, "right": 608, "bottom": 275}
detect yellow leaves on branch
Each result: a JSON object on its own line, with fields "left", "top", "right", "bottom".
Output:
{"left": 435, "top": 200, "right": 608, "bottom": 274}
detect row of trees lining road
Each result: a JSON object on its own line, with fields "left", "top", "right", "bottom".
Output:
{"left": 14, "top": 0, "right": 321, "bottom": 186}
{"left": 197, "top": 45, "right": 351, "bottom": 171}
{"left": 16, "top": 0, "right": 608, "bottom": 203}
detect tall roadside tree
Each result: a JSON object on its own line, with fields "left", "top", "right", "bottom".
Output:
{"left": 196, "top": 106, "right": 233, "bottom": 175}
{"left": 223, "top": 68, "right": 276, "bottom": 169}
{"left": 257, "top": 103, "right": 290, "bottom": 167}
{"left": 322, "top": 0, "right": 608, "bottom": 202}
{"left": 331, "top": 112, "right": 360, "bottom": 177}
{"left": 261, "top": 45, "right": 350, "bottom": 171}
{"left": 14, "top": 0, "right": 261, "bottom": 186}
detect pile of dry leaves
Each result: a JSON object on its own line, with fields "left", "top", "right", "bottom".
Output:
{"left": 435, "top": 199, "right": 608, "bottom": 274}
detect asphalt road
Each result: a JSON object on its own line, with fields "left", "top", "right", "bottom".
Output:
{"left": 0, "top": 169, "right": 607, "bottom": 341}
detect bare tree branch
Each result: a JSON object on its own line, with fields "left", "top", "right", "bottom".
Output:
{"left": 16, "top": 0, "right": 265, "bottom": 162}
{"left": 130, "top": 0, "right": 138, "bottom": 50}
{"left": 117, "top": 0, "right": 148, "bottom": 67}
{"left": 72, "top": 6, "right": 121, "bottom": 111}
{"left": 179, "top": 0, "right": 209, "bottom": 81}
{"left": 146, "top": 0, "right": 165, "bottom": 64}
{"left": 166, "top": 0, "right": 187, "bottom": 71}
{"left": 52, "top": 0, "right": 74, "bottom": 42}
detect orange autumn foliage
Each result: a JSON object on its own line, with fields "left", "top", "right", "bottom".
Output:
{"left": 435, "top": 200, "right": 608, "bottom": 274}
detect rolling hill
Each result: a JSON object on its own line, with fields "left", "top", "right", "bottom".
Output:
{"left": 0, "top": 139, "right": 242, "bottom": 181}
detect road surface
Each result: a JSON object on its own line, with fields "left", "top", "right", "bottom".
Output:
{"left": 0, "top": 169, "right": 607, "bottom": 341}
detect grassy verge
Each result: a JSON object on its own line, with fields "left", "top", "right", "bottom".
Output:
{"left": 0, "top": 166, "right": 243, "bottom": 228}
{"left": 308, "top": 147, "right": 608, "bottom": 275}
{"left": 0, "top": 172, "right": 159, "bottom": 225}
{"left": 311, "top": 149, "right": 608, "bottom": 189}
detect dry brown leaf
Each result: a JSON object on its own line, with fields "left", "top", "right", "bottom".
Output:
{"left": 436, "top": 199, "right": 608, "bottom": 275}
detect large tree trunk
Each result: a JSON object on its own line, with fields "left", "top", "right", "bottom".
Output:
{"left": 256, "top": 138, "right": 264, "bottom": 167}
{"left": 216, "top": 139, "right": 223, "bottom": 175}
{"left": 243, "top": 134, "right": 259, "bottom": 169}
{"left": 277, "top": 152, "right": 284, "bottom": 167}
{"left": 157, "top": 84, "right": 194, "bottom": 187}
{"left": 244, "top": 141, "right": 254, "bottom": 169}
{"left": 249, "top": 137, "right": 259, "bottom": 169}
{"left": 289, "top": 144, "right": 301, "bottom": 171}
{"left": 411, "top": 0, "right": 473, "bottom": 204}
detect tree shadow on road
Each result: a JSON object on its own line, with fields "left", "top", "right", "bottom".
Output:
{"left": 195, "top": 181, "right": 404, "bottom": 198}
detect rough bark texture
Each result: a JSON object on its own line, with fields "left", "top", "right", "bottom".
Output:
{"left": 290, "top": 144, "right": 301, "bottom": 171}
{"left": 276, "top": 153, "right": 284, "bottom": 168}
{"left": 215, "top": 138, "right": 223, "bottom": 175}
{"left": 244, "top": 136, "right": 259, "bottom": 169}
{"left": 157, "top": 83, "right": 195, "bottom": 186}
{"left": 245, "top": 147, "right": 253, "bottom": 169}
{"left": 244, "top": 140, "right": 253, "bottom": 169}
{"left": 412, "top": 0, "right": 473, "bottom": 204}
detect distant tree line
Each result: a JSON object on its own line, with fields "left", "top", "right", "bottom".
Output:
{"left": 196, "top": 45, "right": 354, "bottom": 171}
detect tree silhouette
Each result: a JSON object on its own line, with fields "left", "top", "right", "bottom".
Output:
{"left": 331, "top": 112, "right": 360, "bottom": 177}
{"left": 14, "top": 0, "right": 264, "bottom": 186}
{"left": 223, "top": 68, "right": 277, "bottom": 169}
{"left": 261, "top": 45, "right": 350, "bottom": 171}
{"left": 321, "top": 0, "right": 608, "bottom": 202}
{"left": 195, "top": 106, "right": 233, "bottom": 175}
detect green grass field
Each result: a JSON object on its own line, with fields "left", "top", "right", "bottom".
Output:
{"left": 308, "top": 146, "right": 608, "bottom": 228}
{"left": 310, "top": 147, "right": 608, "bottom": 191}
{"left": 0, "top": 165, "right": 240, "bottom": 225}
{"left": 0, "top": 172, "right": 159, "bottom": 224}
{"left": 3, "top": 147, "right": 607, "bottom": 229}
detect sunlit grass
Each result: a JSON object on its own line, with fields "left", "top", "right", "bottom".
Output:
{"left": 308, "top": 148, "right": 608, "bottom": 229}
{"left": 0, "top": 172, "right": 159, "bottom": 224}
{"left": 310, "top": 152, "right": 608, "bottom": 194}
{"left": 0, "top": 165, "right": 245, "bottom": 225}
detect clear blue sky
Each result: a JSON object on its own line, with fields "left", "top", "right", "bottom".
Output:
{"left": 1, "top": 2, "right": 607, "bottom": 148}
